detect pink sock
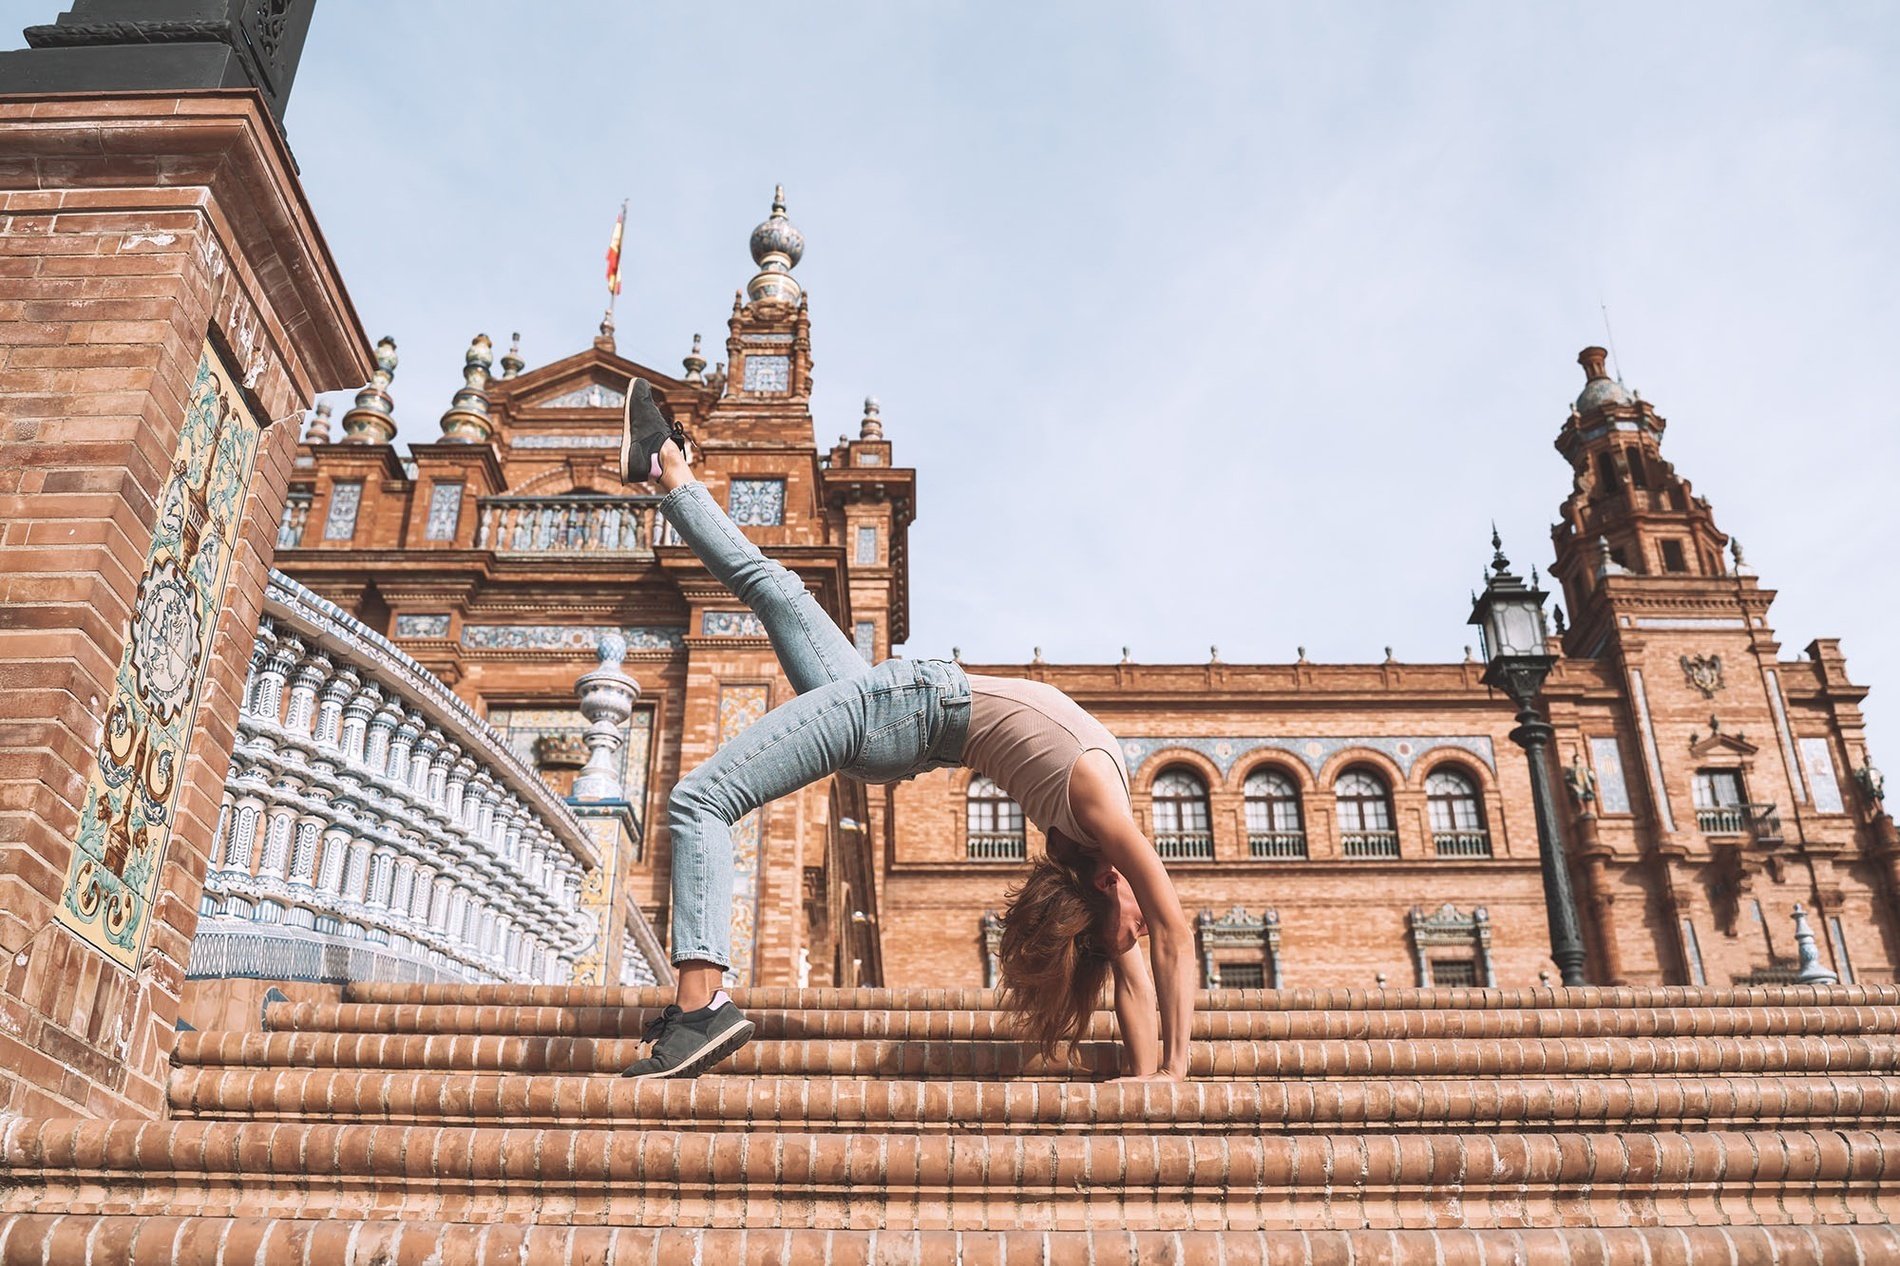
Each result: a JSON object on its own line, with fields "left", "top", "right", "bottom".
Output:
{"left": 649, "top": 452, "right": 663, "bottom": 481}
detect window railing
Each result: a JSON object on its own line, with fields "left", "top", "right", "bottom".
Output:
{"left": 966, "top": 832, "right": 1026, "bottom": 861}
{"left": 1248, "top": 831, "right": 1308, "bottom": 859}
{"left": 1341, "top": 830, "right": 1401, "bottom": 859}
{"left": 1155, "top": 832, "right": 1214, "bottom": 861}
{"left": 475, "top": 494, "right": 666, "bottom": 555}
{"left": 1432, "top": 830, "right": 1492, "bottom": 858}
{"left": 1699, "top": 803, "right": 1784, "bottom": 845}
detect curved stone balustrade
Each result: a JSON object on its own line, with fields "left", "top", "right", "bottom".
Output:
{"left": 474, "top": 495, "right": 666, "bottom": 555}
{"left": 191, "top": 571, "right": 623, "bottom": 988}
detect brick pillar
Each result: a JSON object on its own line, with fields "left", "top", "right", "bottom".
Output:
{"left": 0, "top": 92, "right": 370, "bottom": 1117}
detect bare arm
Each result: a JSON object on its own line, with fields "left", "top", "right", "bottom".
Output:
{"left": 1071, "top": 749, "right": 1196, "bottom": 1079}
{"left": 1109, "top": 943, "right": 1160, "bottom": 1077}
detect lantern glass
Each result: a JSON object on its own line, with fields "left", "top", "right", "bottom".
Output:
{"left": 1478, "top": 588, "right": 1547, "bottom": 662}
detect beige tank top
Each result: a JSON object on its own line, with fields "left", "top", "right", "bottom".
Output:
{"left": 961, "top": 675, "right": 1131, "bottom": 844}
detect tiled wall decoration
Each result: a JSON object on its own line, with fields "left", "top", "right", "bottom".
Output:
{"left": 1589, "top": 736, "right": 1632, "bottom": 814}
{"left": 854, "top": 525, "right": 878, "bottom": 565}
{"left": 58, "top": 339, "right": 264, "bottom": 971}
{"left": 742, "top": 355, "right": 790, "bottom": 393}
{"left": 461, "top": 625, "right": 684, "bottom": 652}
{"left": 394, "top": 614, "right": 451, "bottom": 639}
{"left": 854, "top": 621, "right": 877, "bottom": 663}
{"left": 728, "top": 478, "right": 786, "bottom": 527}
{"left": 702, "top": 611, "right": 767, "bottom": 637}
{"left": 1118, "top": 735, "right": 1497, "bottom": 781}
{"left": 321, "top": 480, "right": 362, "bottom": 540}
{"left": 718, "top": 684, "right": 771, "bottom": 985}
{"left": 424, "top": 482, "right": 463, "bottom": 541}
{"left": 1800, "top": 737, "right": 1846, "bottom": 814}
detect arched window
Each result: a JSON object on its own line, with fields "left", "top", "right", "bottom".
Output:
{"left": 965, "top": 775, "right": 1025, "bottom": 860}
{"left": 1426, "top": 767, "right": 1491, "bottom": 857}
{"left": 1151, "top": 767, "right": 1213, "bottom": 860}
{"left": 1335, "top": 768, "right": 1398, "bottom": 858}
{"left": 1243, "top": 767, "right": 1306, "bottom": 858}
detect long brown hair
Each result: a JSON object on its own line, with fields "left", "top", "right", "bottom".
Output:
{"left": 995, "top": 832, "right": 1115, "bottom": 1056}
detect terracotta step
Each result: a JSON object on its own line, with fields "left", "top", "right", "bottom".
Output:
{"left": 4, "top": 1215, "right": 1895, "bottom": 1266}
{"left": 268, "top": 998, "right": 1900, "bottom": 1041}
{"left": 343, "top": 980, "right": 1900, "bottom": 1011}
{"left": 172, "top": 1028, "right": 1900, "bottom": 1079}
{"left": 3, "top": 1119, "right": 1892, "bottom": 1229}
{"left": 167, "top": 1066, "right": 1900, "bottom": 1133}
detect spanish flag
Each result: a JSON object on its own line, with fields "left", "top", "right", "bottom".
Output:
{"left": 605, "top": 200, "right": 626, "bottom": 297}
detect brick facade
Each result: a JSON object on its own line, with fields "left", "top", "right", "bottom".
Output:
{"left": 281, "top": 257, "right": 1893, "bottom": 1002}
{"left": 278, "top": 196, "right": 907, "bottom": 992}
{"left": 0, "top": 93, "right": 371, "bottom": 1117}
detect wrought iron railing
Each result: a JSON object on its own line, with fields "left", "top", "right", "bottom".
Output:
{"left": 1341, "top": 830, "right": 1401, "bottom": 859}
{"left": 966, "top": 831, "right": 1027, "bottom": 861}
{"left": 1698, "top": 803, "right": 1783, "bottom": 844}
{"left": 1248, "top": 831, "right": 1308, "bottom": 859}
{"left": 475, "top": 494, "right": 668, "bottom": 555}
{"left": 1432, "top": 830, "right": 1492, "bottom": 858}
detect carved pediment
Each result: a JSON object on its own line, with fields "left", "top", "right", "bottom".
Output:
{"left": 503, "top": 345, "right": 682, "bottom": 415}
{"left": 534, "top": 380, "right": 626, "bottom": 410}
{"left": 1694, "top": 714, "right": 1748, "bottom": 752}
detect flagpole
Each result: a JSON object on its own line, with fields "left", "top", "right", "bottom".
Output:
{"left": 600, "top": 197, "right": 627, "bottom": 346}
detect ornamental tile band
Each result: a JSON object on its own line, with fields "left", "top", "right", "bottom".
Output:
{"left": 539, "top": 383, "right": 626, "bottom": 409}
{"left": 394, "top": 614, "right": 451, "bottom": 639}
{"left": 461, "top": 625, "right": 685, "bottom": 652}
{"left": 508, "top": 434, "right": 620, "bottom": 449}
{"left": 1117, "top": 735, "right": 1497, "bottom": 780}
{"left": 58, "top": 340, "right": 264, "bottom": 972}
{"left": 719, "top": 684, "right": 771, "bottom": 986}
{"left": 702, "top": 611, "right": 767, "bottom": 637}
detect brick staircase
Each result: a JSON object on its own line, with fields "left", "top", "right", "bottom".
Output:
{"left": 4, "top": 983, "right": 1900, "bottom": 1263}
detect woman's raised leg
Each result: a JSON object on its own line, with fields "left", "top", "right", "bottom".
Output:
{"left": 654, "top": 440, "right": 867, "bottom": 694}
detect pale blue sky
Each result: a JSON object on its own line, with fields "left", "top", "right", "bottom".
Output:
{"left": 14, "top": 3, "right": 1897, "bottom": 763}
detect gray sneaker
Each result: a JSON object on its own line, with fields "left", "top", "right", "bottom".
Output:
{"left": 620, "top": 1000, "right": 755, "bottom": 1079}
{"left": 617, "top": 378, "right": 686, "bottom": 486}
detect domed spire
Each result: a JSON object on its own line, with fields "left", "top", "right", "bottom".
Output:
{"left": 438, "top": 333, "right": 495, "bottom": 443}
{"left": 859, "top": 396, "right": 883, "bottom": 440}
{"left": 499, "top": 332, "right": 525, "bottom": 379}
{"left": 302, "top": 400, "right": 333, "bottom": 444}
{"left": 1575, "top": 345, "right": 1633, "bottom": 412}
{"left": 682, "top": 332, "right": 707, "bottom": 385}
{"left": 340, "top": 336, "right": 399, "bottom": 444}
{"left": 745, "top": 184, "right": 805, "bottom": 309}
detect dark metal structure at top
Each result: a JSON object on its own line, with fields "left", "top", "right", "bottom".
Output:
{"left": 0, "top": 1, "right": 317, "bottom": 128}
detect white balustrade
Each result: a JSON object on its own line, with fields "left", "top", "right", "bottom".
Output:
{"left": 475, "top": 494, "right": 665, "bottom": 556}
{"left": 191, "top": 570, "right": 620, "bottom": 988}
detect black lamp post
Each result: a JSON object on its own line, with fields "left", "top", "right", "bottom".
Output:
{"left": 1469, "top": 529, "right": 1589, "bottom": 986}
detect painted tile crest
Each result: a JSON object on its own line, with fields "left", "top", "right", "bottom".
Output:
{"left": 58, "top": 340, "right": 263, "bottom": 971}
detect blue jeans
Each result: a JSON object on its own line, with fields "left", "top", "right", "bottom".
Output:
{"left": 660, "top": 482, "right": 970, "bottom": 970}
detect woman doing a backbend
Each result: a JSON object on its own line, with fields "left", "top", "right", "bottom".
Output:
{"left": 616, "top": 381, "right": 1195, "bottom": 1081}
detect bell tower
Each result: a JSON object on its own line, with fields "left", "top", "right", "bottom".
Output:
{"left": 1550, "top": 345, "right": 1733, "bottom": 645}
{"left": 1543, "top": 347, "right": 1877, "bottom": 988}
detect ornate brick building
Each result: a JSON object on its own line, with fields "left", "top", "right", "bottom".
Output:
{"left": 279, "top": 190, "right": 902, "bottom": 989}
{"left": 280, "top": 193, "right": 1894, "bottom": 996}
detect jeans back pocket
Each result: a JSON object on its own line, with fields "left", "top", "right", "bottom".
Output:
{"left": 852, "top": 690, "right": 930, "bottom": 784}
